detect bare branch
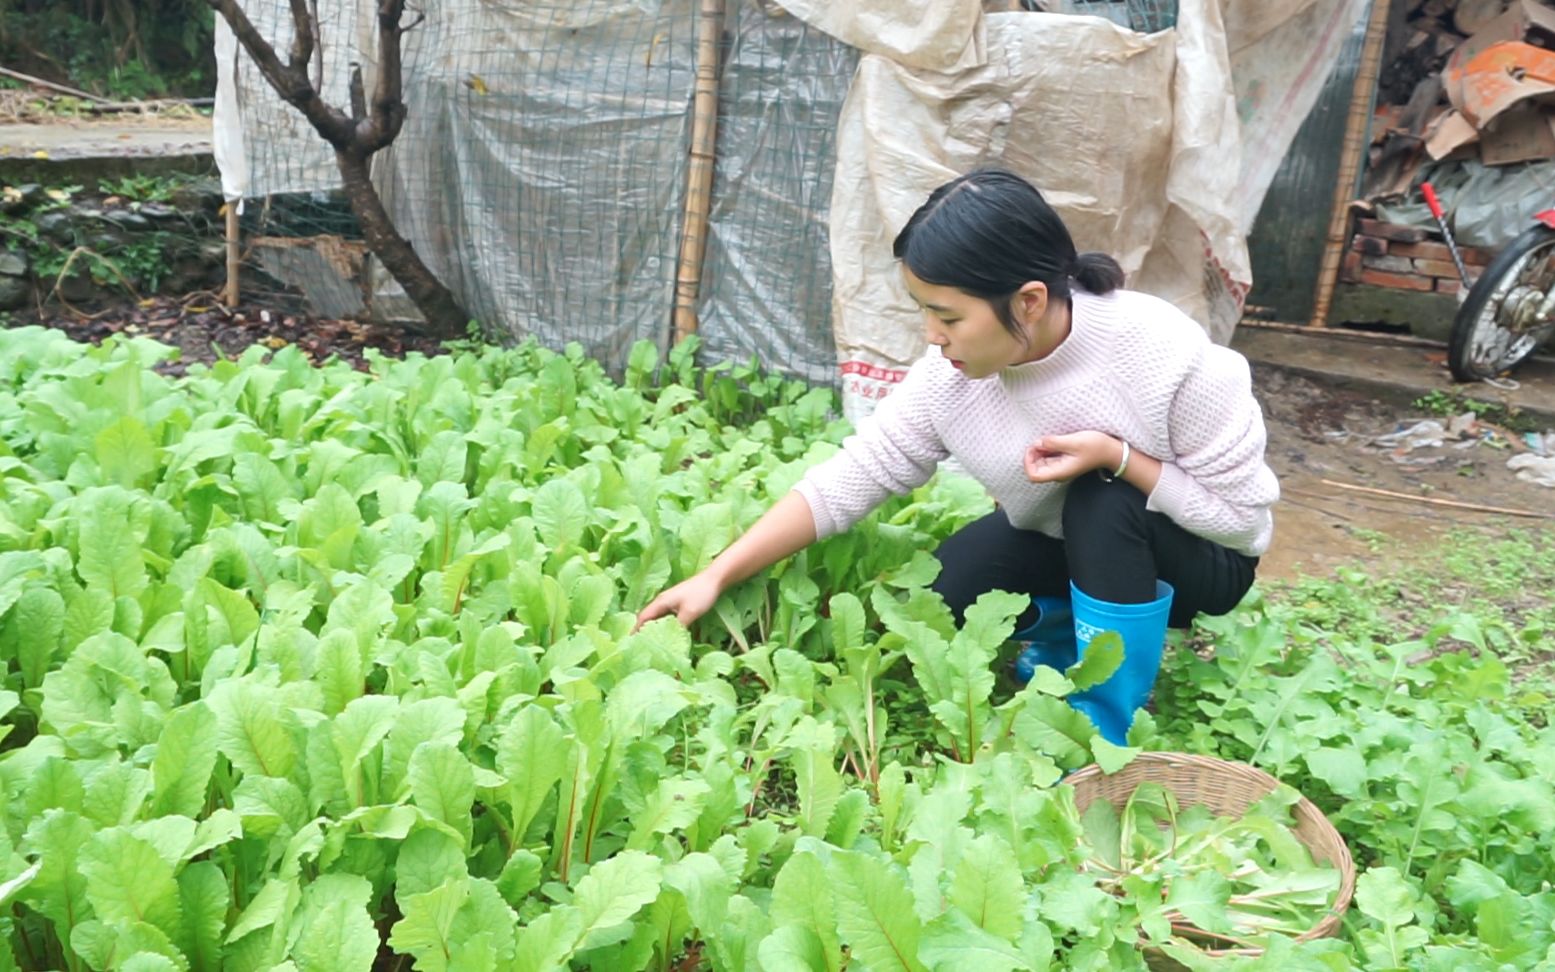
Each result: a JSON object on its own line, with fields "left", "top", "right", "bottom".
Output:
{"left": 350, "top": 62, "right": 367, "bottom": 120}
{"left": 309, "top": 0, "right": 325, "bottom": 95}
{"left": 208, "top": 0, "right": 304, "bottom": 97}
{"left": 287, "top": 0, "right": 315, "bottom": 72}
{"left": 206, "top": 0, "right": 354, "bottom": 146}
{"left": 361, "top": 0, "right": 410, "bottom": 152}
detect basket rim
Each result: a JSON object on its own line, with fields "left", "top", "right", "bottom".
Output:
{"left": 1065, "top": 751, "right": 1356, "bottom": 954}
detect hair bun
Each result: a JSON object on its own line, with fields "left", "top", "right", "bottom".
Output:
{"left": 1072, "top": 252, "right": 1124, "bottom": 295}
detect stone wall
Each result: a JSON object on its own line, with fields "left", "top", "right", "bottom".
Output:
{"left": 0, "top": 177, "right": 228, "bottom": 312}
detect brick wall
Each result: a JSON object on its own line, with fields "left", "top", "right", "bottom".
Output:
{"left": 1339, "top": 218, "right": 1491, "bottom": 296}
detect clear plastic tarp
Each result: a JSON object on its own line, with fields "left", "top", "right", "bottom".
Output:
{"left": 213, "top": 0, "right": 1365, "bottom": 411}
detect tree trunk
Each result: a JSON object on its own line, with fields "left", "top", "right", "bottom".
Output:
{"left": 208, "top": 0, "right": 470, "bottom": 339}
{"left": 336, "top": 149, "right": 467, "bottom": 337}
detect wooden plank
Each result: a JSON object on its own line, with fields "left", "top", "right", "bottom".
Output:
{"left": 1455, "top": 0, "right": 1508, "bottom": 36}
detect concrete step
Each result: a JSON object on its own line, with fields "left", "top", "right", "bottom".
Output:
{"left": 0, "top": 118, "right": 213, "bottom": 183}
{"left": 1232, "top": 324, "right": 1555, "bottom": 428}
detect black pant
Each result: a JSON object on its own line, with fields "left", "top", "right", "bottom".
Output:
{"left": 932, "top": 473, "right": 1259, "bottom": 631}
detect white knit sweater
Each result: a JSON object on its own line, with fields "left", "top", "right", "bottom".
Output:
{"left": 794, "top": 288, "right": 1279, "bottom": 557}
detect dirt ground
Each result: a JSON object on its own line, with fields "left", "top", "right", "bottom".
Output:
{"left": 9, "top": 295, "right": 446, "bottom": 376}
{"left": 1253, "top": 366, "right": 1555, "bottom": 582}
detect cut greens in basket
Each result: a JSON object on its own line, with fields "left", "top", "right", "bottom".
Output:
{"left": 1078, "top": 781, "right": 1342, "bottom": 951}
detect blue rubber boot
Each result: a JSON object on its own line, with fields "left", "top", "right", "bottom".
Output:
{"left": 1067, "top": 580, "right": 1174, "bottom": 746}
{"left": 1012, "top": 596, "right": 1077, "bottom": 684}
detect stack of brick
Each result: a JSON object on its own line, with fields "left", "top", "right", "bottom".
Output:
{"left": 1340, "top": 218, "right": 1492, "bottom": 295}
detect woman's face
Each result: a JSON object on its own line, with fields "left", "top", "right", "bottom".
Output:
{"left": 903, "top": 268, "right": 1044, "bottom": 379}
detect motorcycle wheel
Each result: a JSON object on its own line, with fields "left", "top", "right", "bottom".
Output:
{"left": 1448, "top": 223, "right": 1555, "bottom": 382}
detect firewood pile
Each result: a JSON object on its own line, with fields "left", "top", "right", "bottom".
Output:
{"left": 1365, "top": 0, "right": 1555, "bottom": 202}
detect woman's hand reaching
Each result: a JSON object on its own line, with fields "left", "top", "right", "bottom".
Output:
{"left": 633, "top": 571, "right": 724, "bottom": 631}
{"left": 633, "top": 491, "right": 820, "bottom": 634}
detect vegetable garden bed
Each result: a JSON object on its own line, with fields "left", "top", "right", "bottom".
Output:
{"left": 0, "top": 326, "right": 1551, "bottom": 970}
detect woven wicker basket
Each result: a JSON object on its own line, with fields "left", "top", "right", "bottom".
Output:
{"left": 1067, "top": 751, "right": 1355, "bottom": 969}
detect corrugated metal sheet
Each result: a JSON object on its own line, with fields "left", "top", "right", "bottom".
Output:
{"left": 1060, "top": 0, "right": 1177, "bottom": 31}
{"left": 1245, "top": 4, "right": 1371, "bottom": 322}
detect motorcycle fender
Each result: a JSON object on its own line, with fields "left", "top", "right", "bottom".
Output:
{"left": 1536, "top": 210, "right": 1555, "bottom": 230}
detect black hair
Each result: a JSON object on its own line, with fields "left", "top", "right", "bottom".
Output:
{"left": 891, "top": 168, "right": 1125, "bottom": 340}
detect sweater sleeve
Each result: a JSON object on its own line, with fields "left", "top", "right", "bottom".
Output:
{"left": 793, "top": 360, "right": 951, "bottom": 539}
{"left": 1145, "top": 344, "right": 1280, "bottom": 555}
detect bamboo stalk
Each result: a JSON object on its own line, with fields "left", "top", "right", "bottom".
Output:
{"left": 224, "top": 203, "right": 241, "bottom": 309}
{"left": 1278, "top": 491, "right": 1357, "bottom": 522}
{"left": 1285, "top": 485, "right": 1451, "bottom": 521}
{"left": 0, "top": 75, "right": 210, "bottom": 112}
{"left": 1317, "top": 479, "right": 1552, "bottom": 519}
{"left": 84, "top": 98, "right": 215, "bottom": 113}
{"left": 1309, "top": 0, "right": 1395, "bottom": 327}
{"left": 1240, "top": 318, "right": 1446, "bottom": 349}
{"left": 0, "top": 66, "right": 117, "bottom": 104}
{"left": 672, "top": 0, "right": 727, "bottom": 346}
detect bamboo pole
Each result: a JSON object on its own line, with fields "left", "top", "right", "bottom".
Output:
{"left": 224, "top": 203, "right": 241, "bottom": 309}
{"left": 1309, "top": 0, "right": 1395, "bottom": 328}
{"left": 1318, "top": 479, "right": 1553, "bottom": 519}
{"left": 672, "top": 0, "right": 727, "bottom": 346}
{"left": 1240, "top": 318, "right": 1446, "bottom": 349}
{"left": 0, "top": 66, "right": 117, "bottom": 104}
{"left": 0, "top": 67, "right": 213, "bottom": 111}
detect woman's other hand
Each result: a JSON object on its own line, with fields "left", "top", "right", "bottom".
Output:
{"left": 1024, "top": 431, "right": 1123, "bottom": 483}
